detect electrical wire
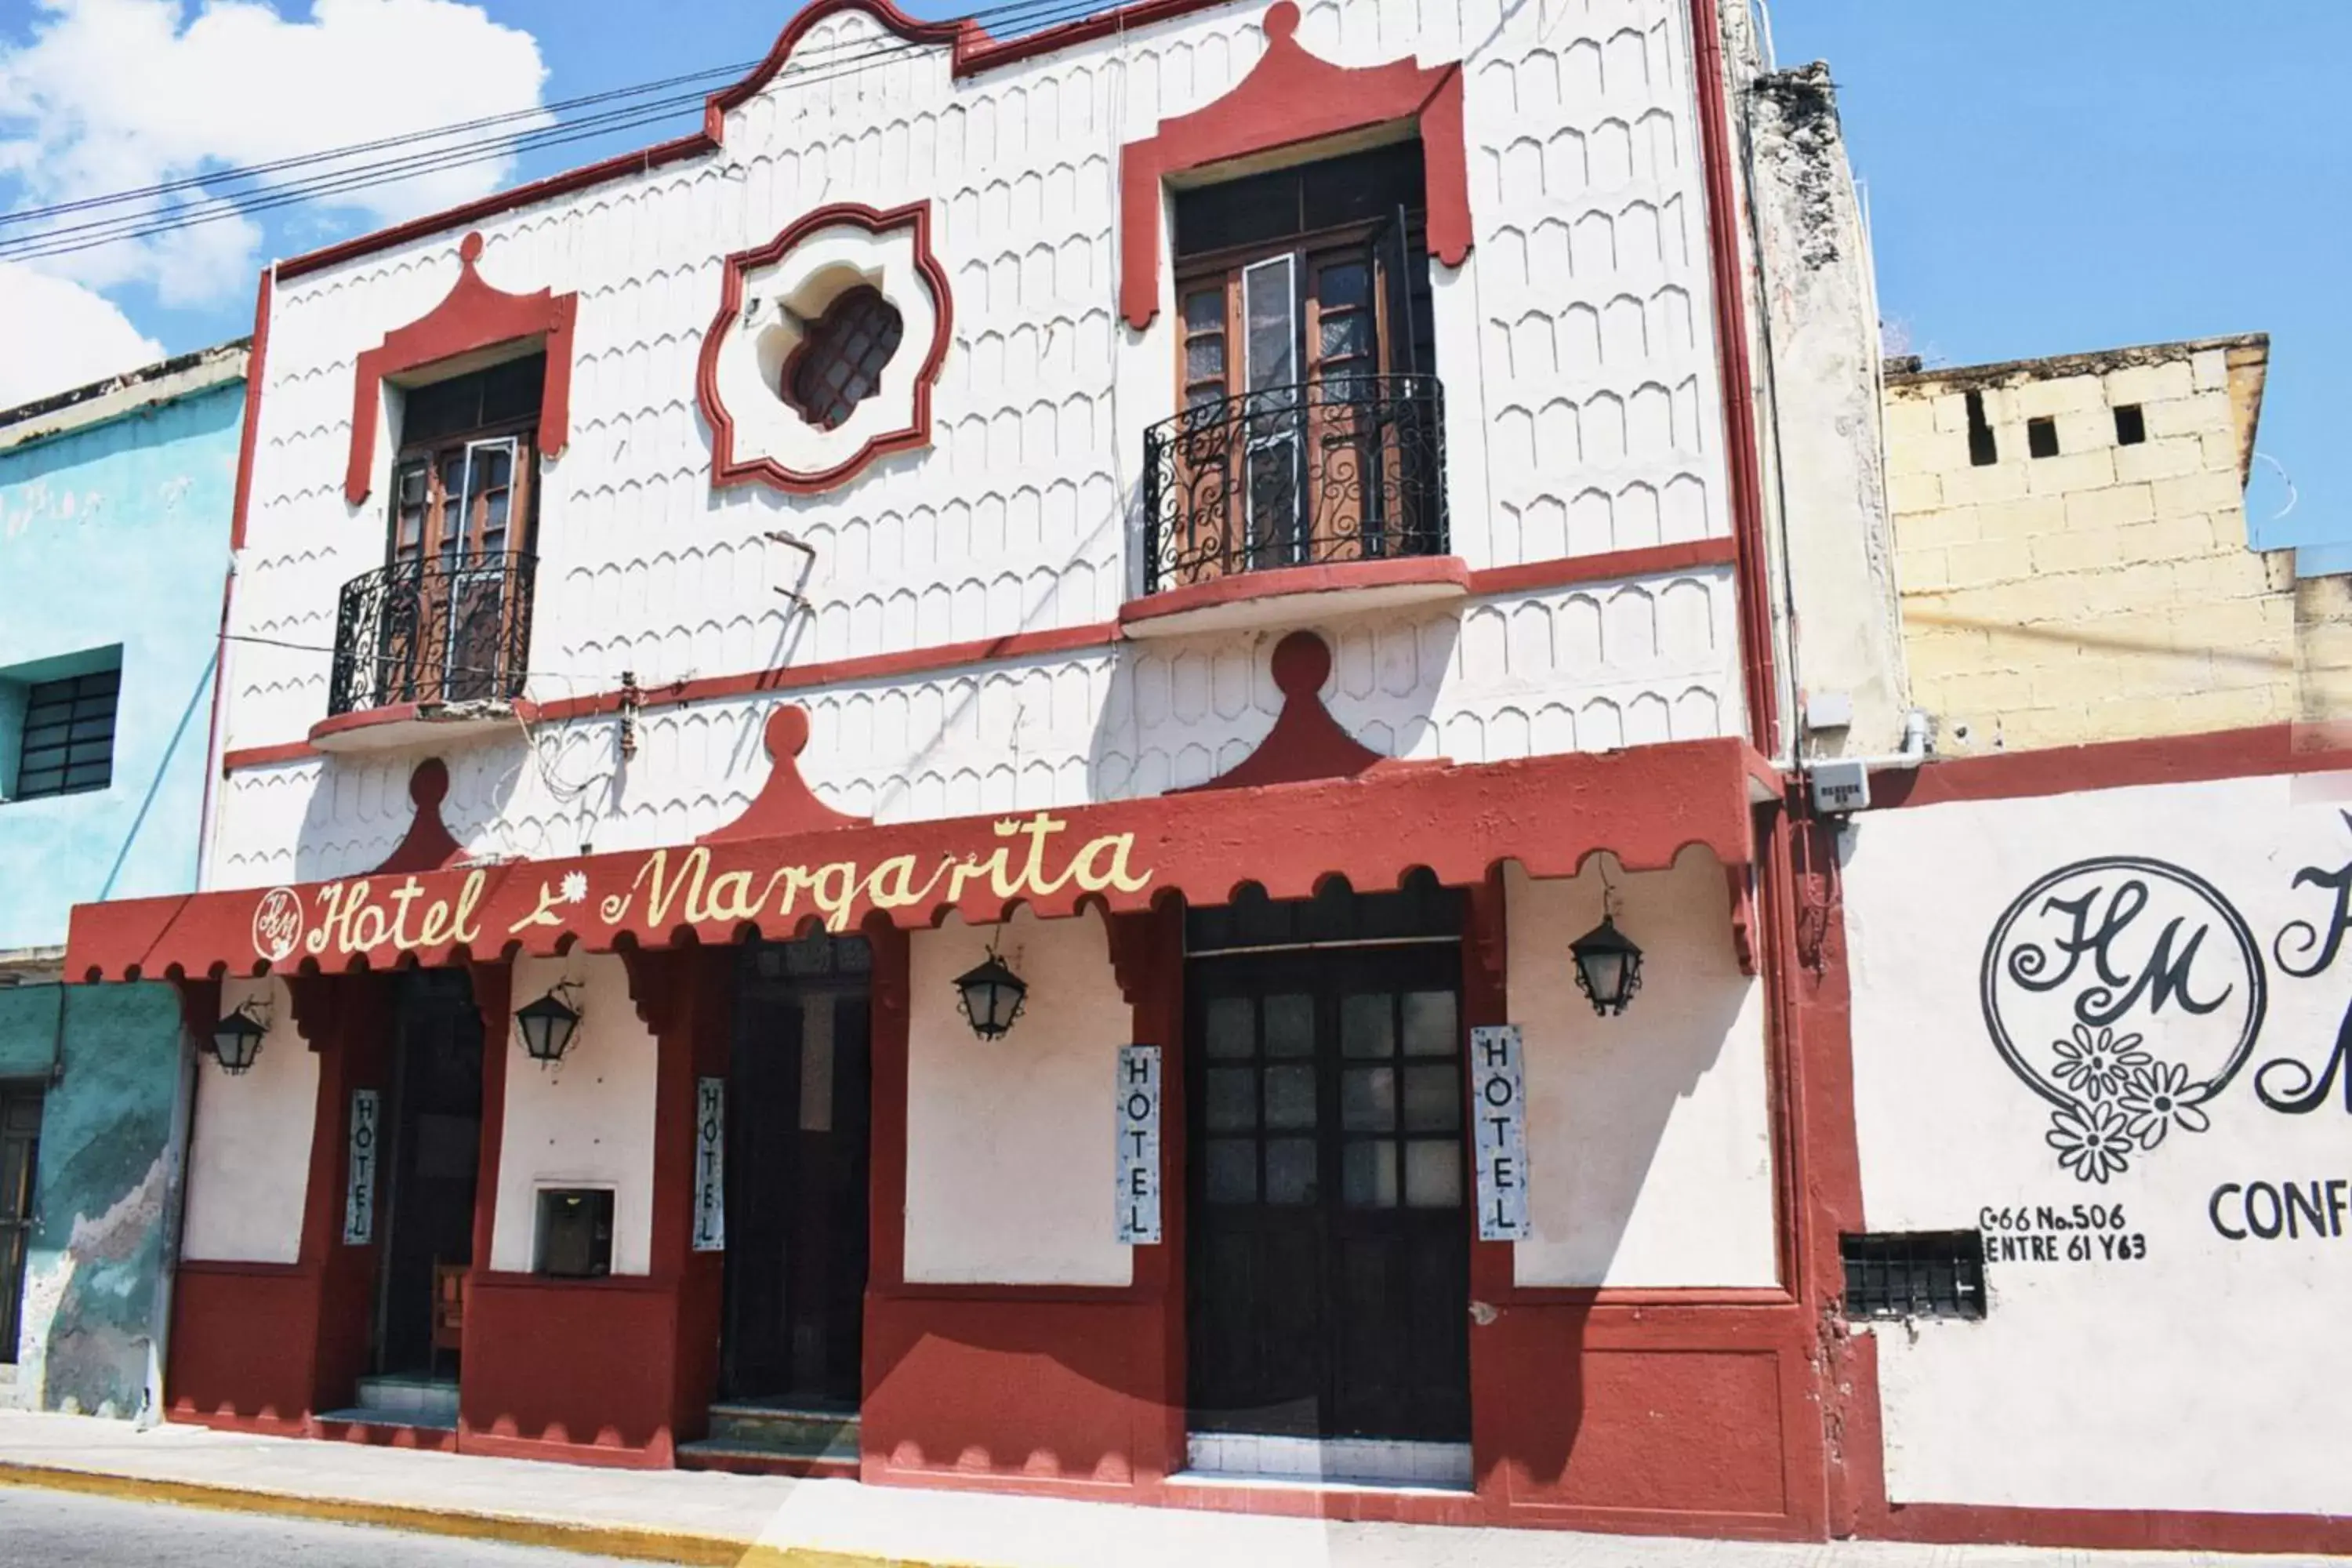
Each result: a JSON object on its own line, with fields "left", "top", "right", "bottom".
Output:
{"left": 0, "top": 0, "right": 1119, "bottom": 264}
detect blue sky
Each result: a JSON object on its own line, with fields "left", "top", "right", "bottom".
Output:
{"left": 2, "top": 0, "right": 2338, "bottom": 557}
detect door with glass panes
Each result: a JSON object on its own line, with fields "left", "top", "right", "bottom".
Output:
{"left": 1167, "top": 142, "right": 1438, "bottom": 586}
{"left": 1185, "top": 946, "right": 1469, "bottom": 1443}
{"left": 383, "top": 355, "right": 541, "bottom": 704}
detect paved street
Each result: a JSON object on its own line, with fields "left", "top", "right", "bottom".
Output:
{"left": 0, "top": 1486, "right": 641, "bottom": 1568}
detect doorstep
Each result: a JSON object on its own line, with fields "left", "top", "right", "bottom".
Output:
{"left": 676, "top": 1401, "right": 859, "bottom": 1479}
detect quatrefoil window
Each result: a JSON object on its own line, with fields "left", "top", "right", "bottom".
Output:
{"left": 782, "top": 285, "right": 906, "bottom": 431}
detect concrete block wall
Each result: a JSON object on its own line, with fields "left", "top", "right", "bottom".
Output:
{"left": 1881, "top": 334, "right": 2310, "bottom": 752}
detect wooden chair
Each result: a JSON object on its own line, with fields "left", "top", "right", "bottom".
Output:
{"left": 430, "top": 1261, "right": 466, "bottom": 1379}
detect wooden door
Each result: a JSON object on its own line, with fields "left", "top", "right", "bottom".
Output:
{"left": 724, "top": 953, "right": 872, "bottom": 1408}
{"left": 0, "top": 1087, "right": 39, "bottom": 1366}
{"left": 1185, "top": 946, "right": 1470, "bottom": 1442}
{"left": 372, "top": 973, "right": 483, "bottom": 1377}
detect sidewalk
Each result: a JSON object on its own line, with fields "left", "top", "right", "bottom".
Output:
{"left": 0, "top": 1410, "right": 2342, "bottom": 1568}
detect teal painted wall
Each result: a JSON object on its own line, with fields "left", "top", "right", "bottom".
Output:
{"left": 0, "top": 378, "right": 240, "bottom": 950}
{"left": 0, "top": 982, "right": 185, "bottom": 1415}
{"left": 0, "top": 370, "right": 238, "bottom": 1415}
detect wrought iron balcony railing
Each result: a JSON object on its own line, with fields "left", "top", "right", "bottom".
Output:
{"left": 1142, "top": 374, "right": 1448, "bottom": 597}
{"left": 328, "top": 553, "right": 536, "bottom": 717}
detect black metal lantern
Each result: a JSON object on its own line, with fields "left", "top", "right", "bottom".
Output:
{"left": 954, "top": 946, "right": 1028, "bottom": 1041}
{"left": 209, "top": 1004, "right": 269, "bottom": 1075}
{"left": 515, "top": 984, "right": 583, "bottom": 1065}
{"left": 1570, "top": 914, "right": 1644, "bottom": 1017}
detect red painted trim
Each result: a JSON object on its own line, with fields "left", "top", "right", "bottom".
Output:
{"left": 229, "top": 625, "right": 1127, "bottom": 769}
{"left": 313, "top": 1414, "right": 461, "bottom": 1454}
{"left": 1116, "top": 2, "right": 1471, "bottom": 331}
{"left": 1465, "top": 536, "right": 1740, "bottom": 597}
{"left": 1687, "top": 0, "right": 1782, "bottom": 758}
{"left": 263, "top": 1, "right": 1289, "bottom": 284}
{"left": 678, "top": 1448, "right": 860, "bottom": 1480}
{"left": 1118, "top": 556, "right": 1471, "bottom": 633}
{"left": 1867, "top": 1500, "right": 2352, "bottom": 1555}
{"left": 221, "top": 739, "right": 318, "bottom": 772}
{"left": 370, "top": 759, "right": 465, "bottom": 875}
{"left": 218, "top": 543, "right": 1741, "bottom": 777}
{"left": 696, "top": 201, "right": 952, "bottom": 494}
{"left": 201, "top": 271, "right": 270, "bottom": 888}
{"left": 74, "top": 736, "right": 1769, "bottom": 980}
{"left": 952, "top": 0, "right": 1233, "bottom": 74}
{"left": 862, "top": 920, "right": 912, "bottom": 1295}
{"left": 706, "top": 0, "right": 965, "bottom": 136}
{"left": 342, "top": 232, "right": 578, "bottom": 506}
{"left": 466, "top": 961, "right": 512, "bottom": 1274}
{"left": 278, "top": 136, "right": 710, "bottom": 281}
{"left": 1176, "top": 630, "right": 1421, "bottom": 791}
{"left": 227, "top": 270, "right": 270, "bottom": 552}
{"left": 699, "top": 706, "right": 869, "bottom": 844}
{"left": 1875, "top": 721, "right": 2339, "bottom": 809}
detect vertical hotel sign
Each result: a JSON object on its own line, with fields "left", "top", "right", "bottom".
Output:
{"left": 692, "top": 1076, "right": 726, "bottom": 1252}
{"left": 1470, "top": 1025, "right": 1531, "bottom": 1241}
{"left": 343, "top": 1089, "right": 379, "bottom": 1244}
{"left": 1115, "top": 1045, "right": 1162, "bottom": 1243}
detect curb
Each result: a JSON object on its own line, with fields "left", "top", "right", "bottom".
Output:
{"left": 0, "top": 1461, "right": 920, "bottom": 1567}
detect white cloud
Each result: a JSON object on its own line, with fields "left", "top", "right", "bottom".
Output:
{"left": 0, "top": 262, "right": 167, "bottom": 408}
{"left": 0, "top": 0, "right": 550, "bottom": 303}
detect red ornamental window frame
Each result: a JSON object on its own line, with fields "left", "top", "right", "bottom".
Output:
{"left": 1116, "top": 1, "right": 1472, "bottom": 332}
{"left": 343, "top": 232, "right": 577, "bottom": 508}
{"left": 697, "top": 201, "right": 953, "bottom": 495}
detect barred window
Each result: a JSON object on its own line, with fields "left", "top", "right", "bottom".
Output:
{"left": 783, "top": 285, "right": 904, "bottom": 431}
{"left": 1841, "top": 1230, "right": 1987, "bottom": 1321}
{"left": 13, "top": 666, "right": 118, "bottom": 800}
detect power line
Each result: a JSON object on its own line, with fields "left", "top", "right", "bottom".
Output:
{"left": 0, "top": 0, "right": 1118, "bottom": 264}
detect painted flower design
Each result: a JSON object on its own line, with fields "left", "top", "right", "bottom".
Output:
{"left": 2046, "top": 1102, "right": 2133, "bottom": 1185}
{"left": 2049, "top": 1023, "right": 2150, "bottom": 1101}
{"left": 561, "top": 871, "right": 590, "bottom": 906}
{"left": 2117, "top": 1058, "right": 2211, "bottom": 1149}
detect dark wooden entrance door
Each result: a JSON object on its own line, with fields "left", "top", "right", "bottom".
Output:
{"left": 1186, "top": 944, "right": 1470, "bottom": 1442}
{"left": 0, "top": 1086, "right": 41, "bottom": 1366}
{"left": 723, "top": 936, "right": 872, "bottom": 1407}
{"left": 373, "top": 971, "right": 483, "bottom": 1377}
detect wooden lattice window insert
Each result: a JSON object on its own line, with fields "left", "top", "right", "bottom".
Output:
{"left": 783, "top": 285, "right": 905, "bottom": 431}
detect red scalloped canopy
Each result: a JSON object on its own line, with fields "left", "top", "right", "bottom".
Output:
{"left": 67, "top": 739, "right": 1775, "bottom": 982}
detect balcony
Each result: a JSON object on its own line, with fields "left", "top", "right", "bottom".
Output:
{"left": 314, "top": 554, "right": 537, "bottom": 753}
{"left": 1131, "top": 375, "right": 1462, "bottom": 638}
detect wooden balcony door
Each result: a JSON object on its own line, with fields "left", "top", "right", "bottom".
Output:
{"left": 387, "top": 435, "right": 529, "bottom": 705}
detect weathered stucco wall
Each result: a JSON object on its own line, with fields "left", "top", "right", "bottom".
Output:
{"left": 1746, "top": 59, "right": 1909, "bottom": 757}
{"left": 0, "top": 376, "right": 240, "bottom": 949}
{"left": 1506, "top": 851, "right": 1775, "bottom": 1287}
{"left": 0, "top": 982, "right": 186, "bottom": 1416}
{"left": 1884, "top": 336, "right": 2304, "bottom": 753}
{"left": 902, "top": 908, "right": 1133, "bottom": 1287}
{"left": 1844, "top": 770, "right": 2352, "bottom": 1514}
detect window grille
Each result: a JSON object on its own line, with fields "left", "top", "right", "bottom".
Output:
{"left": 14, "top": 667, "right": 119, "bottom": 800}
{"left": 784, "top": 286, "right": 906, "bottom": 430}
{"left": 1840, "top": 1229, "right": 1987, "bottom": 1321}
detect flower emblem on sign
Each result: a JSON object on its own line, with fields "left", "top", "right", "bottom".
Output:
{"left": 561, "top": 871, "right": 589, "bottom": 905}
{"left": 1981, "top": 857, "right": 2267, "bottom": 1184}
{"left": 251, "top": 887, "right": 305, "bottom": 964}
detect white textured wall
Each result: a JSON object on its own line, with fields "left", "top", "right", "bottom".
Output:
{"left": 489, "top": 953, "right": 659, "bottom": 1276}
{"left": 1845, "top": 771, "right": 2352, "bottom": 1515}
{"left": 902, "top": 907, "right": 1134, "bottom": 1286}
{"left": 208, "top": 0, "right": 1748, "bottom": 891}
{"left": 181, "top": 976, "right": 317, "bottom": 1264}
{"left": 1506, "top": 853, "right": 1776, "bottom": 1287}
